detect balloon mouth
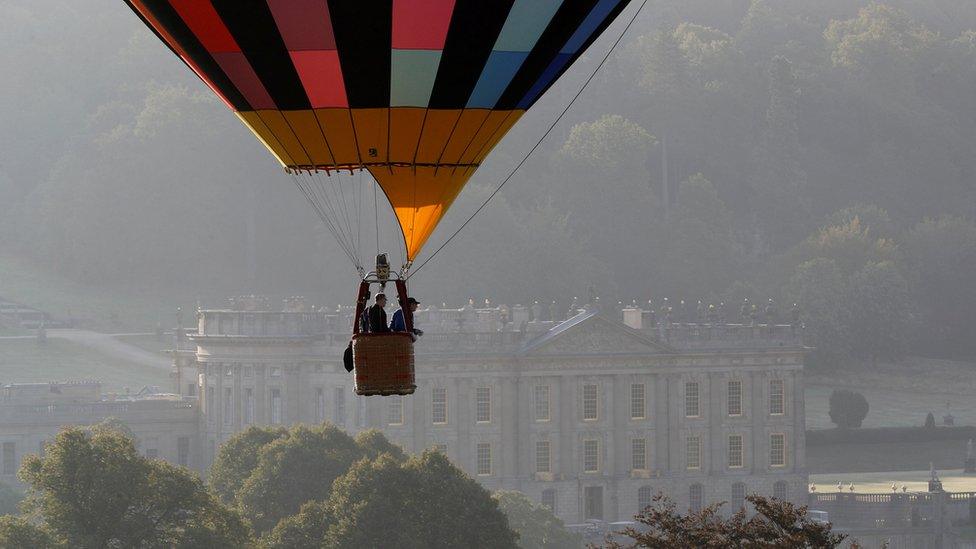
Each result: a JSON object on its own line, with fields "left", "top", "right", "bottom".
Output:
{"left": 284, "top": 161, "right": 480, "bottom": 176}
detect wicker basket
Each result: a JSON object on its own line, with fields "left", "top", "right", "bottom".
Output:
{"left": 353, "top": 333, "right": 416, "bottom": 396}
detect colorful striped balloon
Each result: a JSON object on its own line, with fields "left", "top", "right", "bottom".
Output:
{"left": 125, "top": 0, "right": 632, "bottom": 262}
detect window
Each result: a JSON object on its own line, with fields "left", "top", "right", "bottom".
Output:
{"left": 145, "top": 437, "right": 158, "bottom": 459}
{"left": 38, "top": 440, "right": 46, "bottom": 458}
{"left": 770, "top": 434, "right": 786, "bottom": 467}
{"left": 388, "top": 395, "right": 404, "bottom": 425}
{"left": 689, "top": 483, "right": 704, "bottom": 512}
{"left": 542, "top": 489, "right": 556, "bottom": 513}
{"left": 206, "top": 387, "right": 214, "bottom": 419}
{"left": 432, "top": 387, "right": 447, "bottom": 424}
{"left": 476, "top": 387, "right": 491, "bottom": 423}
{"left": 270, "top": 388, "right": 282, "bottom": 424}
{"left": 177, "top": 437, "right": 190, "bottom": 467}
{"left": 584, "top": 486, "right": 603, "bottom": 520}
{"left": 357, "top": 396, "right": 368, "bottom": 428}
{"left": 769, "top": 379, "right": 785, "bottom": 415}
{"left": 728, "top": 435, "right": 743, "bottom": 468}
{"left": 631, "top": 383, "right": 646, "bottom": 419}
{"left": 685, "top": 382, "right": 700, "bottom": 417}
{"left": 535, "top": 440, "right": 551, "bottom": 473}
{"left": 727, "top": 380, "right": 742, "bottom": 416}
{"left": 432, "top": 444, "right": 447, "bottom": 454}
{"left": 334, "top": 387, "right": 346, "bottom": 425}
{"left": 582, "top": 384, "right": 598, "bottom": 421}
{"left": 223, "top": 387, "right": 233, "bottom": 426}
{"left": 186, "top": 383, "right": 196, "bottom": 397}
{"left": 316, "top": 388, "right": 326, "bottom": 422}
{"left": 774, "top": 480, "right": 789, "bottom": 501}
{"left": 476, "top": 443, "right": 492, "bottom": 475}
{"left": 731, "top": 482, "right": 746, "bottom": 511}
{"left": 2, "top": 443, "right": 14, "bottom": 475}
{"left": 244, "top": 366, "right": 252, "bottom": 377}
{"left": 244, "top": 388, "right": 254, "bottom": 425}
{"left": 270, "top": 367, "right": 281, "bottom": 377}
{"left": 534, "top": 385, "right": 550, "bottom": 421}
{"left": 583, "top": 439, "right": 599, "bottom": 473}
{"left": 686, "top": 436, "right": 701, "bottom": 470}
{"left": 631, "top": 438, "right": 647, "bottom": 471}
{"left": 638, "top": 486, "right": 653, "bottom": 511}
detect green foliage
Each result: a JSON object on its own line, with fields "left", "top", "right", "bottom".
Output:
{"left": 788, "top": 258, "right": 850, "bottom": 367}
{"left": 560, "top": 115, "right": 655, "bottom": 172}
{"left": 829, "top": 389, "right": 870, "bottom": 428}
{"left": 326, "top": 452, "right": 518, "bottom": 549}
{"left": 0, "top": 515, "right": 59, "bottom": 549}
{"left": 18, "top": 427, "right": 249, "bottom": 548}
{"left": 606, "top": 493, "right": 845, "bottom": 548}
{"left": 847, "top": 261, "right": 914, "bottom": 362}
{"left": 493, "top": 490, "right": 580, "bottom": 549}
{"left": 237, "top": 424, "right": 362, "bottom": 534}
{"left": 209, "top": 425, "right": 288, "bottom": 504}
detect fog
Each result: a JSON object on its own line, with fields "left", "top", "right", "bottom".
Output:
{"left": 2, "top": 1, "right": 976, "bottom": 547}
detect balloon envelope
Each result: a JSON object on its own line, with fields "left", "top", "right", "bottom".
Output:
{"left": 125, "top": 0, "right": 633, "bottom": 261}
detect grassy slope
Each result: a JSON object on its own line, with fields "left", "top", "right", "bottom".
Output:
{"left": 0, "top": 339, "right": 169, "bottom": 392}
{"left": 0, "top": 253, "right": 191, "bottom": 331}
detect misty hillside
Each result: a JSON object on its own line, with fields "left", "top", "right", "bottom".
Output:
{"left": 1, "top": 0, "right": 975, "bottom": 362}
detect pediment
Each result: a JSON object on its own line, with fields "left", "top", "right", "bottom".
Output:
{"left": 519, "top": 311, "right": 676, "bottom": 356}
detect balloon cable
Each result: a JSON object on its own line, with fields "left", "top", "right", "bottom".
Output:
{"left": 406, "top": 0, "right": 648, "bottom": 280}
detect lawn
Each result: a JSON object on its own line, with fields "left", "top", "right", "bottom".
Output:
{"left": 805, "top": 358, "right": 976, "bottom": 430}
{"left": 810, "top": 469, "right": 976, "bottom": 494}
{"left": 0, "top": 253, "right": 194, "bottom": 331}
{"left": 0, "top": 338, "right": 170, "bottom": 393}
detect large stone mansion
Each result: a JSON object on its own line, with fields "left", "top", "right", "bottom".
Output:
{"left": 0, "top": 297, "right": 808, "bottom": 526}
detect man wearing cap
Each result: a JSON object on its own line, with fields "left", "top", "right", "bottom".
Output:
{"left": 391, "top": 297, "right": 423, "bottom": 339}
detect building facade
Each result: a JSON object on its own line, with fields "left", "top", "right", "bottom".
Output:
{"left": 189, "top": 298, "right": 808, "bottom": 524}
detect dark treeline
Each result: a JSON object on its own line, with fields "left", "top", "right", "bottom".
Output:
{"left": 2, "top": 1, "right": 976, "bottom": 362}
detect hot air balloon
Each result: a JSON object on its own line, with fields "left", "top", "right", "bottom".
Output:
{"left": 124, "top": 0, "right": 635, "bottom": 395}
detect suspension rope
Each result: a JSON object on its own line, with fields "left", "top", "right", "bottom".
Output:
{"left": 406, "top": 0, "right": 648, "bottom": 280}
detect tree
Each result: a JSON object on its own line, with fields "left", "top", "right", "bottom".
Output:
{"left": 354, "top": 429, "right": 407, "bottom": 463}
{"left": 18, "top": 427, "right": 249, "bottom": 548}
{"left": 209, "top": 425, "right": 288, "bottom": 504}
{"left": 0, "top": 516, "right": 59, "bottom": 548}
{"left": 328, "top": 452, "right": 517, "bottom": 548}
{"left": 787, "top": 258, "right": 851, "bottom": 368}
{"left": 605, "top": 493, "right": 846, "bottom": 548}
{"left": 828, "top": 389, "right": 870, "bottom": 429}
{"left": 493, "top": 490, "right": 580, "bottom": 549}
{"left": 847, "top": 261, "right": 913, "bottom": 363}
{"left": 237, "top": 424, "right": 362, "bottom": 533}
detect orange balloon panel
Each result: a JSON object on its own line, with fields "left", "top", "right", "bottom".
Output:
{"left": 236, "top": 107, "right": 522, "bottom": 260}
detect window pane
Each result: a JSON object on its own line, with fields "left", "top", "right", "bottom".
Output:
{"left": 316, "top": 387, "right": 326, "bottom": 422}
{"left": 432, "top": 387, "right": 447, "bottom": 424}
{"left": 686, "top": 436, "right": 701, "bottom": 470}
{"left": 631, "top": 438, "right": 647, "bottom": 470}
{"left": 542, "top": 489, "right": 556, "bottom": 513}
{"left": 535, "top": 440, "right": 551, "bottom": 473}
{"left": 728, "top": 434, "right": 743, "bottom": 468}
{"left": 388, "top": 395, "right": 404, "bottom": 425}
{"left": 534, "top": 385, "right": 550, "bottom": 421}
{"left": 685, "top": 382, "right": 700, "bottom": 418}
{"left": 270, "top": 388, "right": 282, "bottom": 424}
{"left": 731, "top": 482, "right": 746, "bottom": 510}
{"left": 476, "top": 387, "right": 491, "bottom": 423}
{"left": 223, "top": 387, "right": 233, "bottom": 426}
{"left": 638, "top": 486, "right": 653, "bottom": 510}
{"left": 774, "top": 480, "right": 788, "bottom": 500}
{"left": 334, "top": 387, "right": 346, "bottom": 425}
{"left": 477, "top": 443, "right": 492, "bottom": 475}
{"left": 584, "top": 439, "right": 600, "bottom": 472}
{"left": 689, "top": 484, "right": 703, "bottom": 512}
{"left": 770, "top": 379, "right": 785, "bottom": 415}
{"left": 728, "top": 380, "right": 742, "bottom": 416}
{"left": 2, "top": 443, "right": 15, "bottom": 475}
{"left": 770, "top": 434, "right": 786, "bottom": 466}
{"left": 631, "top": 383, "right": 646, "bottom": 419}
{"left": 583, "top": 384, "right": 598, "bottom": 421}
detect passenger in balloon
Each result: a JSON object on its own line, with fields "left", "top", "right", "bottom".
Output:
{"left": 367, "top": 294, "right": 391, "bottom": 334}
{"left": 392, "top": 297, "right": 424, "bottom": 341}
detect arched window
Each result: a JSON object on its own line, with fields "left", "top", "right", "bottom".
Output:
{"left": 638, "top": 486, "right": 653, "bottom": 511}
{"left": 689, "top": 483, "right": 704, "bottom": 512}
{"left": 773, "top": 480, "right": 788, "bottom": 501}
{"left": 731, "top": 482, "right": 746, "bottom": 511}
